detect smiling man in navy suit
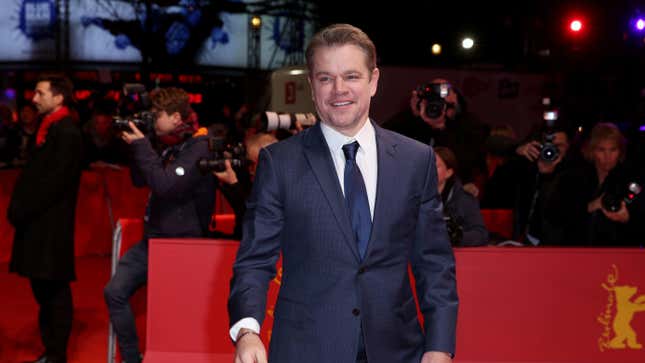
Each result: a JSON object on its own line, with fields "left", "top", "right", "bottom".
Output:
{"left": 228, "top": 23, "right": 458, "bottom": 363}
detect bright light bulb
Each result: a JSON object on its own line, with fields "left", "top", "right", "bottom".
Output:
{"left": 431, "top": 43, "right": 442, "bottom": 55}
{"left": 461, "top": 38, "right": 474, "bottom": 49}
{"left": 570, "top": 20, "right": 582, "bottom": 32}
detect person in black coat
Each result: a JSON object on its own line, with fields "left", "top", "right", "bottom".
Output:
{"left": 7, "top": 75, "right": 83, "bottom": 363}
{"left": 434, "top": 146, "right": 489, "bottom": 246}
{"left": 103, "top": 87, "right": 216, "bottom": 363}
{"left": 546, "top": 123, "right": 642, "bottom": 246}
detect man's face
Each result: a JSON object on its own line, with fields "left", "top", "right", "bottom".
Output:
{"left": 32, "top": 81, "right": 63, "bottom": 115}
{"left": 308, "top": 44, "right": 379, "bottom": 136}
{"left": 153, "top": 109, "right": 180, "bottom": 136}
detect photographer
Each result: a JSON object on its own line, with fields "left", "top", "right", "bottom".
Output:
{"left": 211, "top": 132, "right": 278, "bottom": 239}
{"left": 546, "top": 123, "right": 642, "bottom": 246}
{"left": 435, "top": 146, "right": 489, "bottom": 246}
{"left": 512, "top": 122, "right": 573, "bottom": 245}
{"left": 384, "top": 79, "right": 488, "bottom": 195}
{"left": 104, "top": 87, "right": 216, "bottom": 363}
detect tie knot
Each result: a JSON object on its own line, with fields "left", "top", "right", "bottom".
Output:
{"left": 342, "top": 141, "right": 360, "bottom": 162}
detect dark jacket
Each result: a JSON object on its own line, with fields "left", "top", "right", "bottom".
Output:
{"left": 383, "top": 109, "right": 488, "bottom": 184}
{"left": 442, "top": 177, "right": 489, "bottom": 246}
{"left": 129, "top": 135, "right": 216, "bottom": 238}
{"left": 8, "top": 116, "right": 83, "bottom": 281}
{"left": 546, "top": 163, "right": 642, "bottom": 246}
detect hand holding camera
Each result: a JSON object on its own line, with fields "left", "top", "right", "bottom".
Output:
{"left": 119, "top": 121, "right": 146, "bottom": 144}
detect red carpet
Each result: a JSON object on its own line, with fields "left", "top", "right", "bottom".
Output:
{"left": 1, "top": 256, "right": 112, "bottom": 363}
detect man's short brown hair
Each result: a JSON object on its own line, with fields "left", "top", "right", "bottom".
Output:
{"left": 150, "top": 87, "right": 191, "bottom": 120}
{"left": 306, "top": 24, "right": 377, "bottom": 76}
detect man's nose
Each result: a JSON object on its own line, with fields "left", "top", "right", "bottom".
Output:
{"left": 333, "top": 78, "right": 347, "bottom": 93}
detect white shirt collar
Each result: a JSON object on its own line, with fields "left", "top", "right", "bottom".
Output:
{"left": 320, "top": 119, "right": 375, "bottom": 153}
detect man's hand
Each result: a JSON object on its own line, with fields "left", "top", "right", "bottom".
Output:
{"left": 234, "top": 329, "right": 267, "bottom": 363}
{"left": 587, "top": 195, "right": 604, "bottom": 214}
{"left": 462, "top": 183, "right": 480, "bottom": 198}
{"left": 516, "top": 141, "right": 541, "bottom": 162}
{"left": 214, "top": 159, "right": 238, "bottom": 185}
{"left": 421, "top": 351, "right": 452, "bottom": 363}
{"left": 602, "top": 201, "right": 630, "bottom": 223}
{"left": 120, "top": 121, "right": 145, "bottom": 144}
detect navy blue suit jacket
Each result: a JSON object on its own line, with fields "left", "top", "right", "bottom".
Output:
{"left": 228, "top": 121, "right": 458, "bottom": 363}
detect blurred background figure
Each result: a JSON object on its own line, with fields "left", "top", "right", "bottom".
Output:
{"left": 81, "top": 99, "right": 127, "bottom": 168}
{"left": 546, "top": 122, "right": 642, "bottom": 246}
{"left": 11, "top": 104, "right": 40, "bottom": 167}
{"left": 0, "top": 103, "right": 18, "bottom": 168}
{"left": 384, "top": 79, "right": 488, "bottom": 197}
{"left": 434, "top": 146, "right": 488, "bottom": 246}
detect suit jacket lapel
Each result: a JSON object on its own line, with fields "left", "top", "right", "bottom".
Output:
{"left": 303, "top": 123, "right": 361, "bottom": 261}
{"left": 366, "top": 124, "right": 398, "bottom": 258}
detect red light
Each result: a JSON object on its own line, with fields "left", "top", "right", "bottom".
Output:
{"left": 188, "top": 93, "right": 203, "bottom": 104}
{"left": 628, "top": 193, "right": 635, "bottom": 200}
{"left": 74, "top": 90, "right": 92, "bottom": 100}
{"left": 570, "top": 19, "right": 583, "bottom": 32}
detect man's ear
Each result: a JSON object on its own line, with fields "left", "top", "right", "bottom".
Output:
{"left": 54, "top": 93, "right": 65, "bottom": 107}
{"left": 446, "top": 168, "right": 454, "bottom": 179}
{"left": 171, "top": 111, "right": 182, "bottom": 125}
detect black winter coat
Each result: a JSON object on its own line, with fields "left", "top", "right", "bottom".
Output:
{"left": 8, "top": 116, "right": 83, "bottom": 281}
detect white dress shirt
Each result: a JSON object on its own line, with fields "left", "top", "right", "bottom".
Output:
{"left": 229, "top": 119, "right": 378, "bottom": 341}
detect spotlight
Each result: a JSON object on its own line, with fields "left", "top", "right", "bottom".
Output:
{"left": 431, "top": 43, "right": 442, "bottom": 55}
{"left": 635, "top": 18, "right": 645, "bottom": 32}
{"left": 569, "top": 19, "right": 583, "bottom": 32}
{"left": 461, "top": 37, "right": 474, "bottom": 49}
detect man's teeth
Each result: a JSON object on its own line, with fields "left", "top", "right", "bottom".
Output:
{"left": 333, "top": 101, "right": 352, "bottom": 106}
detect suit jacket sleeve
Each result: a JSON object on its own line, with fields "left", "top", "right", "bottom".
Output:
{"left": 228, "top": 147, "right": 283, "bottom": 327}
{"left": 412, "top": 148, "right": 459, "bottom": 354}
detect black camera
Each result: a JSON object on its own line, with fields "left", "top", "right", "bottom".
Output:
{"left": 112, "top": 111, "right": 155, "bottom": 133}
{"left": 260, "top": 111, "right": 316, "bottom": 132}
{"left": 601, "top": 182, "right": 642, "bottom": 212}
{"left": 197, "top": 136, "right": 245, "bottom": 174}
{"left": 416, "top": 83, "right": 452, "bottom": 119}
{"left": 539, "top": 133, "right": 560, "bottom": 163}
{"left": 444, "top": 214, "right": 463, "bottom": 246}
{"left": 538, "top": 109, "right": 560, "bottom": 163}
{"left": 113, "top": 83, "right": 153, "bottom": 133}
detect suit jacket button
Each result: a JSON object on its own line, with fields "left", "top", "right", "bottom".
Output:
{"left": 352, "top": 308, "right": 360, "bottom": 316}
{"left": 358, "top": 267, "right": 366, "bottom": 274}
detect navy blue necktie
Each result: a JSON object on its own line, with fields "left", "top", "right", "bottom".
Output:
{"left": 343, "top": 141, "right": 371, "bottom": 259}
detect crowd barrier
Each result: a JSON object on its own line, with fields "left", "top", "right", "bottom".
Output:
{"left": 0, "top": 168, "right": 234, "bottom": 263}
{"left": 145, "top": 238, "right": 645, "bottom": 363}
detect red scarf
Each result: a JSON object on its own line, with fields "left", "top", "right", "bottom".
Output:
{"left": 36, "top": 106, "right": 70, "bottom": 147}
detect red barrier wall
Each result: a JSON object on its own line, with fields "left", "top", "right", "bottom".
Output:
{"left": 146, "top": 240, "right": 645, "bottom": 363}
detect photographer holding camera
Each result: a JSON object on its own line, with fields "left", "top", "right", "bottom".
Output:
{"left": 511, "top": 118, "right": 573, "bottom": 245}
{"left": 104, "top": 87, "right": 216, "bottom": 363}
{"left": 545, "top": 123, "right": 642, "bottom": 246}
{"left": 384, "top": 79, "right": 488, "bottom": 196}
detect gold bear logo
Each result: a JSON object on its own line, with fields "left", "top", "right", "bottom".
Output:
{"left": 598, "top": 265, "right": 645, "bottom": 351}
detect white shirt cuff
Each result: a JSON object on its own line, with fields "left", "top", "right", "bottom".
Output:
{"left": 229, "top": 317, "right": 261, "bottom": 341}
